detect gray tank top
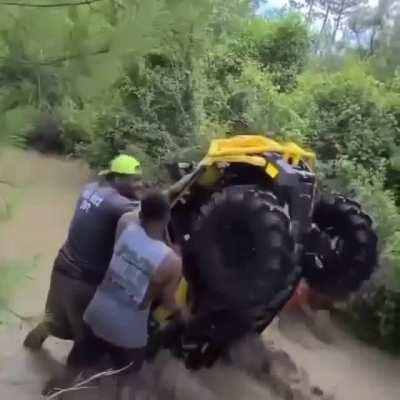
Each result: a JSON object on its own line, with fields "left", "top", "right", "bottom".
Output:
{"left": 84, "top": 223, "right": 171, "bottom": 348}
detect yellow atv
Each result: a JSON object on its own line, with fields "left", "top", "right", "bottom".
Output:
{"left": 148, "top": 135, "right": 378, "bottom": 369}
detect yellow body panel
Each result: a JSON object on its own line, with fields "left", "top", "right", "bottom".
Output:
{"left": 207, "top": 135, "right": 284, "bottom": 156}
{"left": 282, "top": 142, "right": 316, "bottom": 166}
{"left": 196, "top": 165, "right": 221, "bottom": 186}
{"left": 265, "top": 163, "right": 279, "bottom": 178}
{"left": 205, "top": 135, "right": 316, "bottom": 167}
{"left": 202, "top": 154, "right": 267, "bottom": 167}
{"left": 153, "top": 278, "right": 189, "bottom": 324}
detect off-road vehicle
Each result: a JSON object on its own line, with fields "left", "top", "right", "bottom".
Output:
{"left": 148, "top": 135, "right": 378, "bottom": 369}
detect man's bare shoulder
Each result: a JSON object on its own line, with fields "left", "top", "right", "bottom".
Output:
{"left": 157, "top": 250, "right": 182, "bottom": 280}
{"left": 118, "top": 210, "right": 139, "bottom": 226}
{"left": 116, "top": 210, "right": 140, "bottom": 239}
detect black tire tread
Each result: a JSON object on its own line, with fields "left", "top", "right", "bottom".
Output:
{"left": 186, "top": 186, "right": 299, "bottom": 332}
{"left": 304, "top": 195, "right": 378, "bottom": 298}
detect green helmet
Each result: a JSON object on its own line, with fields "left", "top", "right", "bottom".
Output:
{"left": 99, "top": 154, "right": 142, "bottom": 176}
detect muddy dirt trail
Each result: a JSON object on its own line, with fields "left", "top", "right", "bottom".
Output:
{"left": 0, "top": 149, "right": 399, "bottom": 400}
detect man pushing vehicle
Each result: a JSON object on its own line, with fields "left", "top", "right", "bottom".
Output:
{"left": 24, "top": 155, "right": 144, "bottom": 359}
{"left": 81, "top": 190, "right": 185, "bottom": 371}
{"left": 24, "top": 153, "right": 195, "bottom": 365}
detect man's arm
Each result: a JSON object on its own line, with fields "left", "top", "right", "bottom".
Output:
{"left": 158, "top": 253, "right": 186, "bottom": 319}
{"left": 163, "top": 163, "right": 205, "bottom": 204}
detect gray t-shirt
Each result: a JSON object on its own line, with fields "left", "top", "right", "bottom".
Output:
{"left": 55, "top": 182, "right": 140, "bottom": 285}
{"left": 84, "top": 223, "right": 171, "bottom": 348}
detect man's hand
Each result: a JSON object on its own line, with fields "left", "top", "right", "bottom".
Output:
{"left": 164, "top": 162, "right": 206, "bottom": 204}
{"left": 168, "top": 305, "right": 190, "bottom": 323}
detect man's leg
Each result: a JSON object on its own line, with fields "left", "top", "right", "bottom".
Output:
{"left": 23, "top": 321, "right": 50, "bottom": 350}
{"left": 42, "top": 332, "right": 103, "bottom": 396}
{"left": 67, "top": 326, "right": 106, "bottom": 368}
{"left": 109, "top": 345, "right": 146, "bottom": 400}
{"left": 111, "top": 346, "right": 146, "bottom": 371}
{"left": 41, "top": 277, "right": 96, "bottom": 395}
{"left": 63, "top": 277, "right": 97, "bottom": 363}
{"left": 24, "top": 270, "right": 73, "bottom": 350}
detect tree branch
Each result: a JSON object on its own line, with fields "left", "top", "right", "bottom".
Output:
{"left": 37, "top": 47, "right": 110, "bottom": 65}
{"left": 0, "top": 47, "right": 110, "bottom": 66}
{"left": 0, "top": 0, "right": 103, "bottom": 7}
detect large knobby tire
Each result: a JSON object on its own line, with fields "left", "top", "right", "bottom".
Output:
{"left": 184, "top": 185, "right": 299, "bottom": 332}
{"left": 303, "top": 195, "right": 378, "bottom": 299}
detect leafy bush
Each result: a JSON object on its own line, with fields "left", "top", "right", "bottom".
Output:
{"left": 246, "top": 15, "right": 310, "bottom": 91}
{"left": 346, "top": 284, "right": 400, "bottom": 353}
{"left": 282, "top": 61, "right": 400, "bottom": 166}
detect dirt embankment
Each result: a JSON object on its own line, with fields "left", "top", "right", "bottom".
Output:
{"left": 0, "top": 149, "right": 90, "bottom": 317}
{"left": 0, "top": 149, "right": 400, "bottom": 400}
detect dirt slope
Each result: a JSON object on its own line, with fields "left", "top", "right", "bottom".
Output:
{"left": 0, "top": 149, "right": 90, "bottom": 317}
{"left": 0, "top": 149, "right": 399, "bottom": 400}
{"left": 273, "top": 316, "right": 400, "bottom": 400}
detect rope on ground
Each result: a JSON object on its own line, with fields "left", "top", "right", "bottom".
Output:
{"left": 44, "top": 362, "right": 135, "bottom": 400}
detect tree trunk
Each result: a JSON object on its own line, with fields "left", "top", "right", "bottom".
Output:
{"left": 315, "top": 2, "right": 331, "bottom": 52}
{"left": 306, "top": 0, "right": 315, "bottom": 25}
{"left": 355, "top": 31, "right": 361, "bottom": 49}
{"left": 369, "top": 26, "right": 377, "bottom": 55}
{"left": 332, "top": 0, "right": 346, "bottom": 44}
{"left": 319, "top": 3, "right": 331, "bottom": 36}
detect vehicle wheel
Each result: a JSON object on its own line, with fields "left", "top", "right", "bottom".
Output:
{"left": 184, "top": 185, "right": 300, "bottom": 333}
{"left": 303, "top": 195, "right": 378, "bottom": 299}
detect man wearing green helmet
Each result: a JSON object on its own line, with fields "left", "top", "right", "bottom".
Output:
{"left": 23, "top": 154, "right": 146, "bottom": 358}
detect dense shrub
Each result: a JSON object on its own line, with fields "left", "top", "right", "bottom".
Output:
{"left": 281, "top": 61, "right": 400, "bottom": 165}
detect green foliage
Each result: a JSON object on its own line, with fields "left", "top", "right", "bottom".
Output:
{"left": 281, "top": 60, "right": 400, "bottom": 165}
{"left": 0, "top": 1, "right": 313, "bottom": 159}
{"left": 0, "top": 0, "right": 214, "bottom": 150}
{"left": 302, "top": 61, "right": 400, "bottom": 352}
{"left": 245, "top": 15, "right": 310, "bottom": 90}
{"left": 345, "top": 285, "right": 400, "bottom": 353}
